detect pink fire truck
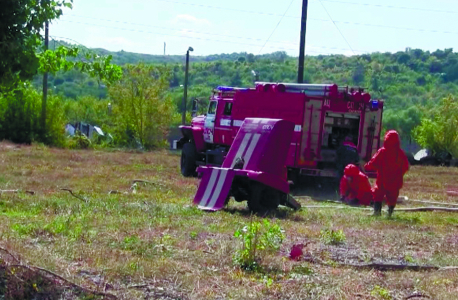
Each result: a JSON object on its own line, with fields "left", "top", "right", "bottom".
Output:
{"left": 178, "top": 82, "right": 384, "bottom": 182}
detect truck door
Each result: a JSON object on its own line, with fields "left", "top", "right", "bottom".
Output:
{"left": 213, "top": 101, "right": 233, "bottom": 146}
{"left": 359, "top": 106, "right": 383, "bottom": 162}
{"left": 203, "top": 101, "right": 217, "bottom": 143}
{"left": 299, "top": 99, "right": 323, "bottom": 165}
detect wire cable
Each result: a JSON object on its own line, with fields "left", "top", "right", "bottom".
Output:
{"left": 111, "top": 0, "right": 458, "bottom": 35}
{"left": 319, "top": 0, "right": 458, "bottom": 14}
{"left": 258, "top": 0, "right": 296, "bottom": 54}
{"left": 318, "top": 0, "right": 355, "bottom": 55}
{"left": 66, "top": 14, "right": 298, "bottom": 46}
{"left": 62, "top": 14, "right": 372, "bottom": 52}
{"left": 56, "top": 19, "right": 338, "bottom": 54}
{"left": 152, "top": 0, "right": 302, "bottom": 19}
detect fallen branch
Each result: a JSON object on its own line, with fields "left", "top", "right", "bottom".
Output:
{"left": 1, "top": 248, "right": 117, "bottom": 300}
{"left": 60, "top": 188, "right": 88, "bottom": 203}
{"left": 340, "top": 263, "right": 439, "bottom": 271}
{"left": 5, "top": 264, "right": 117, "bottom": 299}
{"left": 0, "top": 246, "right": 21, "bottom": 263}
{"left": 0, "top": 189, "right": 35, "bottom": 195}
{"left": 307, "top": 256, "right": 458, "bottom": 272}
{"left": 131, "top": 179, "right": 166, "bottom": 188}
{"left": 405, "top": 293, "right": 431, "bottom": 299}
{"left": 33, "top": 266, "right": 117, "bottom": 299}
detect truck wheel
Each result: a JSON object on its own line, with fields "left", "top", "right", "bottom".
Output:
{"left": 181, "top": 143, "right": 197, "bottom": 177}
{"left": 248, "top": 182, "right": 280, "bottom": 213}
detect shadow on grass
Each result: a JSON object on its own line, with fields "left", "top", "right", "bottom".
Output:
{"left": 291, "top": 176, "right": 340, "bottom": 202}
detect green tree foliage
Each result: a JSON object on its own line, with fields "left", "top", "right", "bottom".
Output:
{"left": 0, "top": 84, "right": 65, "bottom": 145}
{"left": 413, "top": 96, "right": 458, "bottom": 158}
{"left": 108, "top": 64, "right": 176, "bottom": 149}
{"left": 0, "top": 0, "right": 73, "bottom": 85}
{"left": 19, "top": 45, "right": 458, "bottom": 144}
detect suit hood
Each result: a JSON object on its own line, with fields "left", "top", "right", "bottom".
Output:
{"left": 383, "top": 130, "right": 401, "bottom": 149}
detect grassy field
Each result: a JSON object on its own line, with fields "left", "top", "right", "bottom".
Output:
{"left": 1, "top": 141, "right": 458, "bottom": 299}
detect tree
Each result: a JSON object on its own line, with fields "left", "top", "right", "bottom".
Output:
{"left": 0, "top": 0, "right": 73, "bottom": 85}
{"left": 413, "top": 96, "right": 458, "bottom": 158}
{"left": 108, "top": 64, "right": 176, "bottom": 149}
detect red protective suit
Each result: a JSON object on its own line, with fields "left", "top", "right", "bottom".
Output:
{"left": 339, "top": 164, "right": 373, "bottom": 206}
{"left": 364, "top": 130, "right": 409, "bottom": 206}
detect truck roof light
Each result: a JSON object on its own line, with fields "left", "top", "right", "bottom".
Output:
{"left": 371, "top": 100, "right": 379, "bottom": 110}
{"left": 217, "top": 86, "right": 234, "bottom": 91}
{"left": 362, "top": 93, "right": 371, "bottom": 103}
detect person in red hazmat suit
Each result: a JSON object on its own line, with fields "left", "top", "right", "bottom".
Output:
{"left": 339, "top": 164, "right": 373, "bottom": 206}
{"left": 364, "top": 130, "right": 409, "bottom": 217}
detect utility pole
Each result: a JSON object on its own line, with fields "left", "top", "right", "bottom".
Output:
{"left": 297, "top": 0, "right": 309, "bottom": 83}
{"left": 41, "top": 20, "right": 49, "bottom": 132}
{"left": 182, "top": 47, "right": 193, "bottom": 125}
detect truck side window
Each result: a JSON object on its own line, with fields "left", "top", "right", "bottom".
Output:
{"left": 208, "top": 101, "right": 217, "bottom": 114}
{"left": 223, "top": 103, "right": 232, "bottom": 115}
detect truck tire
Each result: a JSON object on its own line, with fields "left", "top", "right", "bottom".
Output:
{"left": 248, "top": 181, "right": 280, "bottom": 213}
{"left": 181, "top": 143, "right": 197, "bottom": 177}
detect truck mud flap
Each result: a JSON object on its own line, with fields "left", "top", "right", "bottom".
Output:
{"left": 193, "top": 168, "right": 235, "bottom": 211}
{"left": 284, "top": 194, "right": 301, "bottom": 210}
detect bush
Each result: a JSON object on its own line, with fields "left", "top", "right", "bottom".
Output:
{"left": 233, "top": 219, "right": 285, "bottom": 271}
{"left": 108, "top": 63, "right": 175, "bottom": 149}
{"left": 0, "top": 84, "right": 65, "bottom": 146}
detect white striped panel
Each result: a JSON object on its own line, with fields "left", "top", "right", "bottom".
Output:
{"left": 206, "top": 169, "right": 228, "bottom": 208}
{"left": 233, "top": 120, "right": 243, "bottom": 127}
{"left": 243, "top": 133, "right": 261, "bottom": 166}
{"left": 231, "top": 133, "right": 252, "bottom": 168}
{"left": 199, "top": 169, "right": 219, "bottom": 206}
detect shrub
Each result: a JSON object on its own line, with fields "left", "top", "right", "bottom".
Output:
{"left": 233, "top": 219, "right": 285, "bottom": 271}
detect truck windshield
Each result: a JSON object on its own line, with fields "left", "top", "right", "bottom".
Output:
{"left": 208, "top": 101, "right": 217, "bottom": 114}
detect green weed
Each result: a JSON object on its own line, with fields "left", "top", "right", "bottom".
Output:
{"left": 371, "top": 285, "right": 391, "bottom": 300}
{"left": 320, "top": 228, "right": 346, "bottom": 245}
{"left": 233, "top": 218, "right": 285, "bottom": 271}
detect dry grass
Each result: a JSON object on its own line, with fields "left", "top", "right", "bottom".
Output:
{"left": 0, "top": 141, "right": 458, "bottom": 299}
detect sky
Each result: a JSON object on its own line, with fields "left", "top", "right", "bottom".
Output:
{"left": 49, "top": 0, "right": 458, "bottom": 57}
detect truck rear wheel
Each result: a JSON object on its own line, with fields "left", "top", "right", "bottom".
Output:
{"left": 248, "top": 181, "right": 280, "bottom": 213}
{"left": 181, "top": 143, "right": 197, "bottom": 177}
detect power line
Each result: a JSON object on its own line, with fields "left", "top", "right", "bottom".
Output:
{"left": 57, "top": 19, "right": 340, "bottom": 54}
{"left": 105, "top": 1, "right": 458, "bottom": 36}
{"left": 258, "top": 0, "right": 296, "bottom": 54}
{"left": 153, "top": 0, "right": 302, "bottom": 19}
{"left": 67, "top": 14, "right": 297, "bottom": 47}
{"left": 61, "top": 16, "right": 366, "bottom": 53}
{"left": 333, "top": 20, "right": 458, "bottom": 35}
{"left": 319, "top": 0, "right": 458, "bottom": 14}
{"left": 318, "top": 0, "right": 355, "bottom": 55}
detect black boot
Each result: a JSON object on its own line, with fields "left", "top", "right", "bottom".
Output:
{"left": 373, "top": 202, "right": 382, "bottom": 216}
{"left": 388, "top": 205, "right": 395, "bottom": 217}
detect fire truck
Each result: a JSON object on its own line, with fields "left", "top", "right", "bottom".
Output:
{"left": 178, "top": 82, "right": 384, "bottom": 182}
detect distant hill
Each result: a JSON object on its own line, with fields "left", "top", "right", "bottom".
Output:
{"left": 33, "top": 40, "right": 458, "bottom": 140}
